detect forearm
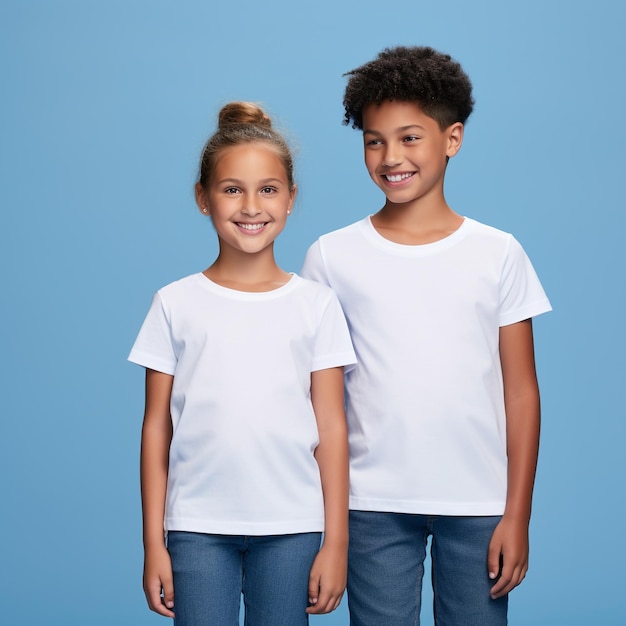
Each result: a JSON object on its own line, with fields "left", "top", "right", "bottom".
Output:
{"left": 140, "top": 369, "right": 174, "bottom": 549}
{"left": 504, "top": 391, "right": 540, "bottom": 523}
{"left": 314, "top": 425, "right": 349, "bottom": 547}
{"left": 141, "top": 422, "right": 171, "bottom": 548}
{"left": 500, "top": 320, "right": 541, "bottom": 522}
{"left": 310, "top": 367, "right": 349, "bottom": 547}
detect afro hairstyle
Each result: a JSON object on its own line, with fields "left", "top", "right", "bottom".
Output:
{"left": 343, "top": 46, "right": 474, "bottom": 130}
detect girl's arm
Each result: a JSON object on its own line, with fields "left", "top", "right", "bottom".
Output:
{"left": 306, "top": 366, "right": 349, "bottom": 615}
{"left": 140, "top": 368, "right": 175, "bottom": 617}
{"left": 488, "top": 319, "right": 541, "bottom": 599}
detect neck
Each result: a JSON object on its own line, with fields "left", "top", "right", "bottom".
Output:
{"left": 372, "top": 196, "right": 463, "bottom": 245}
{"left": 205, "top": 246, "right": 290, "bottom": 292}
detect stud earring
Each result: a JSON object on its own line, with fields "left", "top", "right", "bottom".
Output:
{"left": 202, "top": 208, "right": 208, "bottom": 214}
{"left": 287, "top": 209, "right": 291, "bottom": 215}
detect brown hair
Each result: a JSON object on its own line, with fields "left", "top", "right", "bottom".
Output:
{"left": 197, "top": 102, "right": 295, "bottom": 189}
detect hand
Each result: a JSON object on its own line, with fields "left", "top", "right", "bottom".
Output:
{"left": 487, "top": 516, "right": 529, "bottom": 599}
{"left": 306, "top": 543, "right": 347, "bottom": 614}
{"left": 143, "top": 544, "right": 175, "bottom": 617}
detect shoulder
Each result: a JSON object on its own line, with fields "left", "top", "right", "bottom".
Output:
{"left": 306, "top": 218, "right": 369, "bottom": 252}
{"left": 302, "top": 219, "right": 371, "bottom": 281}
{"left": 306, "top": 218, "right": 371, "bottom": 258}
{"left": 292, "top": 274, "right": 338, "bottom": 301}
{"left": 155, "top": 273, "right": 205, "bottom": 302}
{"left": 464, "top": 218, "right": 514, "bottom": 243}
{"left": 462, "top": 218, "right": 527, "bottom": 258}
{"left": 290, "top": 276, "right": 349, "bottom": 322}
{"left": 317, "top": 218, "right": 368, "bottom": 242}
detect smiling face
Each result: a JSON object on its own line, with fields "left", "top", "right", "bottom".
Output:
{"left": 198, "top": 142, "right": 296, "bottom": 257}
{"left": 362, "top": 100, "right": 463, "bottom": 208}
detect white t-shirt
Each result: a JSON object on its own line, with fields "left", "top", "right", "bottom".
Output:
{"left": 301, "top": 217, "right": 551, "bottom": 516}
{"left": 128, "top": 273, "right": 356, "bottom": 535}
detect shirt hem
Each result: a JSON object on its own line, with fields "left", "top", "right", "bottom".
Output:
{"left": 349, "top": 497, "right": 505, "bottom": 516}
{"left": 165, "top": 517, "right": 325, "bottom": 536}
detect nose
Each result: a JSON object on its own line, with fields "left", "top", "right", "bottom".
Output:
{"left": 382, "top": 144, "right": 402, "bottom": 168}
{"left": 242, "top": 197, "right": 261, "bottom": 216}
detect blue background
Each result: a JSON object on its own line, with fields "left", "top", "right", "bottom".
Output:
{"left": 2, "top": 1, "right": 624, "bottom": 624}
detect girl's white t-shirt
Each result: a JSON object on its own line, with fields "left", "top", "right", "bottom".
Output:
{"left": 302, "top": 217, "right": 552, "bottom": 516}
{"left": 129, "top": 273, "right": 356, "bottom": 535}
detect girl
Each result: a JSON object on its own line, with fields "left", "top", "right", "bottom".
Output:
{"left": 129, "top": 102, "right": 355, "bottom": 625}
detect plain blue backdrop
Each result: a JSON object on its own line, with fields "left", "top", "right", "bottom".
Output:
{"left": 1, "top": 1, "right": 624, "bottom": 624}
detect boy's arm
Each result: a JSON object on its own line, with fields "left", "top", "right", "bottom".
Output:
{"left": 306, "top": 367, "right": 349, "bottom": 614}
{"left": 140, "top": 368, "right": 175, "bottom": 617}
{"left": 300, "top": 241, "right": 331, "bottom": 286}
{"left": 488, "top": 319, "right": 541, "bottom": 599}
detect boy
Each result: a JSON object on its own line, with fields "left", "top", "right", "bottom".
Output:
{"left": 301, "top": 46, "right": 551, "bottom": 625}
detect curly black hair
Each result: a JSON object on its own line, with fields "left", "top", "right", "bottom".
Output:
{"left": 343, "top": 46, "right": 474, "bottom": 130}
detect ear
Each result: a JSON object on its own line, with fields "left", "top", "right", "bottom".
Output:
{"left": 446, "top": 122, "right": 464, "bottom": 158}
{"left": 287, "top": 184, "right": 297, "bottom": 215}
{"left": 195, "top": 182, "right": 210, "bottom": 216}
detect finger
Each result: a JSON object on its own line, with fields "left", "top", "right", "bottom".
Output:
{"left": 144, "top": 580, "right": 174, "bottom": 617}
{"left": 307, "top": 588, "right": 342, "bottom": 614}
{"left": 306, "top": 588, "right": 330, "bottom": 614}
{"left": 490, "top": 573, "right": 510, "bottom": 599}
{"left": 144, "top": 581, "right": 162, "bottom": 611}
{"left": 306, "top": 594, "right": 328, "bottom": 614}
{"left": 487, "top": 541, "right": 502, "bottom": 583}
{"left": 162, "top": 572, "right": 175, "bottom": 612}
{"left": 314, "top": 590, "right": 334, "bottom": 614}
{"left": 145, "top": 583, "right": 175, "bottom": 618}
{"left": 490, "top": 557, "right": 518, "bottom": 599}
{"left": 308, "top": 572, "right": 320, "bottom": 607}
{"left": 492, "top": 562, "right": 527, "bottom": 599}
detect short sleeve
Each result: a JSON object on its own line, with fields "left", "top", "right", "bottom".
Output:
{"left": 311, "top": 290, "right": 357, "bottom": 373}
{"left": 499, "top": 237, "right": 552, "bottom": 327}
{"left": 128, "top": 292, "right": 178, "bottom": 375}
{"left": 301, "top": 240, "right": 331, "bottom": 286}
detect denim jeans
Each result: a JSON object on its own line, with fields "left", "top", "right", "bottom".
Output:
{"left": 167, "top": 531, "right": 322, "bottom": 626}
{"left": 347, "top": 511, "right": 508, "bottom": 626}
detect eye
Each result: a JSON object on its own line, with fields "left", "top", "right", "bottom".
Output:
{"left": 365, "top": 138, "right": 382, "bottom": 147}
{"left": 403, "top": 135, "right": 419, "bottom": 143}
{"left": 260, "top": 186, "right": 277, "bottom": 194}
{"left": 224, "top": 187, "right": 241, "bottom": 194}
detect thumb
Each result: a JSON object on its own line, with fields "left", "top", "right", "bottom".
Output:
{"left": 162, "top": 572, "right": 175, "bottom": 610}
{"left": 487, "top": 539, "right": 502, "bottom": 581}
{"left": 308, "top": 571, "right": 320, "bottom": 605}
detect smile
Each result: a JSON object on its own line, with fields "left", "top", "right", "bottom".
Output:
{"left": 384, "top": 172, "right": 414, "bottom": 183}
{"left": 236, "top": 222, "right": 267, "bottom": 232}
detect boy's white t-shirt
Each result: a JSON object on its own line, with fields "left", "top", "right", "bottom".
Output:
{"left": 301, "top": 217, "right": 552, "bottom": 516}
{"left": 128, "top": 273, "right": 356, "bottom": 535}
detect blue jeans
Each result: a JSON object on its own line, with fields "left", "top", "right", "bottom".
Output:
{"left": 347, "top": 511, "right": 508, "bottom": 626}
{"left": 167, "top": 531, "right": 322, "bottom": 626}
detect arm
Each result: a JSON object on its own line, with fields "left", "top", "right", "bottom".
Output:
{"left": 306, "top": 367, "right": 349, "bottom": 614}
{"left": 300, "top": 240, "right": 331, "bottom": 287}
{"left": 488, "top": 319, "right": 541, "bottom": 599}
{"left": 140, "top": 368, "right": 175, "bottom": 617}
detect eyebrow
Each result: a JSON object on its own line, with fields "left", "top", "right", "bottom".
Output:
{"left": 216, "top": 177, "right": 285, "bottom": 185}
{"left": 363, "top": 124, "right": 426, "bottom": 135}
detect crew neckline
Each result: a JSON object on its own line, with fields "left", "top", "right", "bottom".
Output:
{"left": 195, "top": 272, "right": 300, "bottom": 300}
{"left": 361, "top": 215, "right": 473, "bottom": 256}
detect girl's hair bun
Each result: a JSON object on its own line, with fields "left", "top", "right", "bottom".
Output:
{"left": 197, "top": 100, "right": 294, "bottom": 190}
{"left": 217, "top": 101, "right": 272, "bottom": 130}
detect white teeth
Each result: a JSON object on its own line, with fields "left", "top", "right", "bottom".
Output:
{"left": 385, "top": 173, "right": 413, "bottom": 182}
{"left": 238, "top": 223, "right": 265, "bottom": 231}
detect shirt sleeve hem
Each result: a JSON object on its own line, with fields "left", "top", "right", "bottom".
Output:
{"left": 499, "top": 299, "right": 552, "bottom": 327}
{"left": 127, "top": 350, "right": 176, "bottom": 376}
